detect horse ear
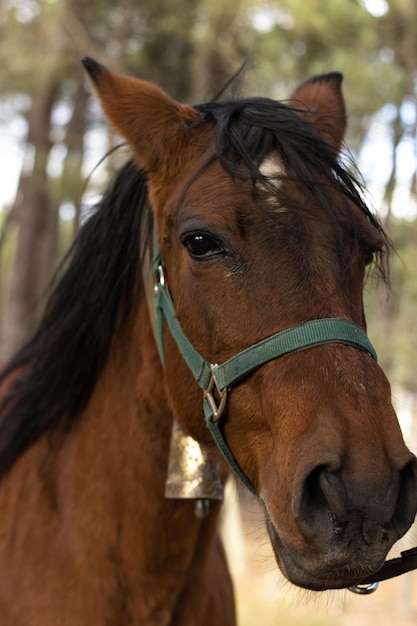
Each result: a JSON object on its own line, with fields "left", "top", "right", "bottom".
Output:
{"left": 82, "top": 57, "right": 199, "bottom": 172}
{"left": 289, "top": 73, "right": 347, "bottom": 150}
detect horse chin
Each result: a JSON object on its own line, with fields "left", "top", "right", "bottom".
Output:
{"left": 265, "top": 516, "right": 386, "bottom": 592}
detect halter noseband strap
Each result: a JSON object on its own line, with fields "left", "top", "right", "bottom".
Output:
{"left": 152, "top": 241, "right": 377, "bottom": 496}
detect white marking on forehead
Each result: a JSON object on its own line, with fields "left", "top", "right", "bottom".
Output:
{"left": 258, "top": 154, "right": 286, "bottom": 210}
{"left": 259, "top": 154, "right": 284, "bottom": 181}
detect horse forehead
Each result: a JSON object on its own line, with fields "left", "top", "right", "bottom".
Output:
{"left": 169, "top": 164, "right": 288, "bottom": 235}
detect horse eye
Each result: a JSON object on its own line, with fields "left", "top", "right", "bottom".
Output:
{"left": 182, "top": 234, "right": 224, "bottom": 259}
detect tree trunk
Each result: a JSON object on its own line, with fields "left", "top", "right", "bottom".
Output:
{"left": 1, "top": 75, "right": 61, "bottom": 358}
{"left": 61, "top": 75, "right": 89, "bottom": 237}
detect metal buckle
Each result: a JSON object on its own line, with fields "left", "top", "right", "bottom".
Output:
{"left": 348, "top": 581, "right": 379, "bottom": 595}
{"left": 154, "top": 264, "right": 165, "bottom": 293}
{"left": 204, "top": 364, "right": 228, "bottom": 422}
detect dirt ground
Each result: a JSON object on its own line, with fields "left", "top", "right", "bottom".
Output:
{"left": 222, "top": 485, "right": 417, "bottom": 626}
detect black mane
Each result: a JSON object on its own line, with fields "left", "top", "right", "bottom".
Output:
{"left": 0, "top": 161, "right": 150, "bottom": 476}
{"left": 0, "top": 95, "right": 389, "bottom": 477}
{"left": 196, "top": 97, "right": 385, "bottom": 240}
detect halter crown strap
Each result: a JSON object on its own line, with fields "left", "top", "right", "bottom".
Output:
{"left": 152, "top": 241, "right": 377, "bottom": 495}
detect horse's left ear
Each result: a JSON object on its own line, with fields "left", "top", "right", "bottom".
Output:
{"left": 289, "top": 73, "right": 347, "bottom": 151}
{"left": 82, "top": 57, "right": 199, "bottom": 173}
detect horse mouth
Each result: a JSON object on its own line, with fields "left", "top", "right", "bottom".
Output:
{"left": 265, "top": 516, "right": 386, "bottom": 591}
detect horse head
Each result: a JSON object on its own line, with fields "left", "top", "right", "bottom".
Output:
{"left": 83, "top": 58, "right": 417, "bottom": 591}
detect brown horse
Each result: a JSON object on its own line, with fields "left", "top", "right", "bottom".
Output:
{"left": 0, "top": 59, "right": 415, "bottom": 625}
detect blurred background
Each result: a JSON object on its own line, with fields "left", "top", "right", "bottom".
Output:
{"left": 0, "top": 0, "right": 416, "bottom": 623}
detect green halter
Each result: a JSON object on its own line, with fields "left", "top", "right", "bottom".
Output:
{"left": 152, "top": 242, "right": 377, "bottom": 496}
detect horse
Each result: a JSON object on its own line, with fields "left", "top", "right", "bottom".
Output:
{"left": 0, "top": 57, "right": 415, "bottom": 625}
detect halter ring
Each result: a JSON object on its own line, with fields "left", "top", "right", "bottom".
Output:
{"left": 204, "top": 364, "right": 228, "bottom": 422}
{"left": 348, "top": 582, "right": 379, "bottom": 595}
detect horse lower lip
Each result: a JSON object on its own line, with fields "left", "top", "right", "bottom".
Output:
{"left": 266, "top": 518, "right": 385, "bottom": 591}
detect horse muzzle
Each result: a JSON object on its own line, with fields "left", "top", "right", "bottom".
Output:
{"left": 266, "top": 516, "right": 387, "bottom": 590}
{"left": 263, "top": 453, "right": 417, "bottom": 590}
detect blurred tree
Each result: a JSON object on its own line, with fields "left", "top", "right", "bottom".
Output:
{"left": 375, "top": 0, "right": 417, "bottom": 219}
{"left": 365, "top": 217, "right": 417, "bottom": 393}
{"left": 0, "top": 0, "right": 209, "bottom": 355}
{"left": 1, "top": 0, "right": 76, "bottom": 355}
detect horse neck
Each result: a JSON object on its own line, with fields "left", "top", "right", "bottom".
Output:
{"left": 62, "top": 296, "right": 232, "bottom": 618}
{"left": 0, "top": 294, "right": 234, "bottom": 624}
{"left": 71, "top": 292, "right": 215, "bottom": 528}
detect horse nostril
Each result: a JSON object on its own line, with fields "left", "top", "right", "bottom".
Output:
{"left": 294, "top": 464, "right": 339, "bottom": 539}
{"left": 295, "top": 456, "right": 417, "bottom": 547}
{"left": 393, "top": 457, "right": 417, "bottom": 536}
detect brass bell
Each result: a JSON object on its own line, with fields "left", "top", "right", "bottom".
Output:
{"left": 164, "top": 420, "right": 224, "bottom": 504}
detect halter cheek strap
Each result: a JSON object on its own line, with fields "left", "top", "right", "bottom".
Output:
{"left": 152, "top": 243, "right": 377, "bottom": 496}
